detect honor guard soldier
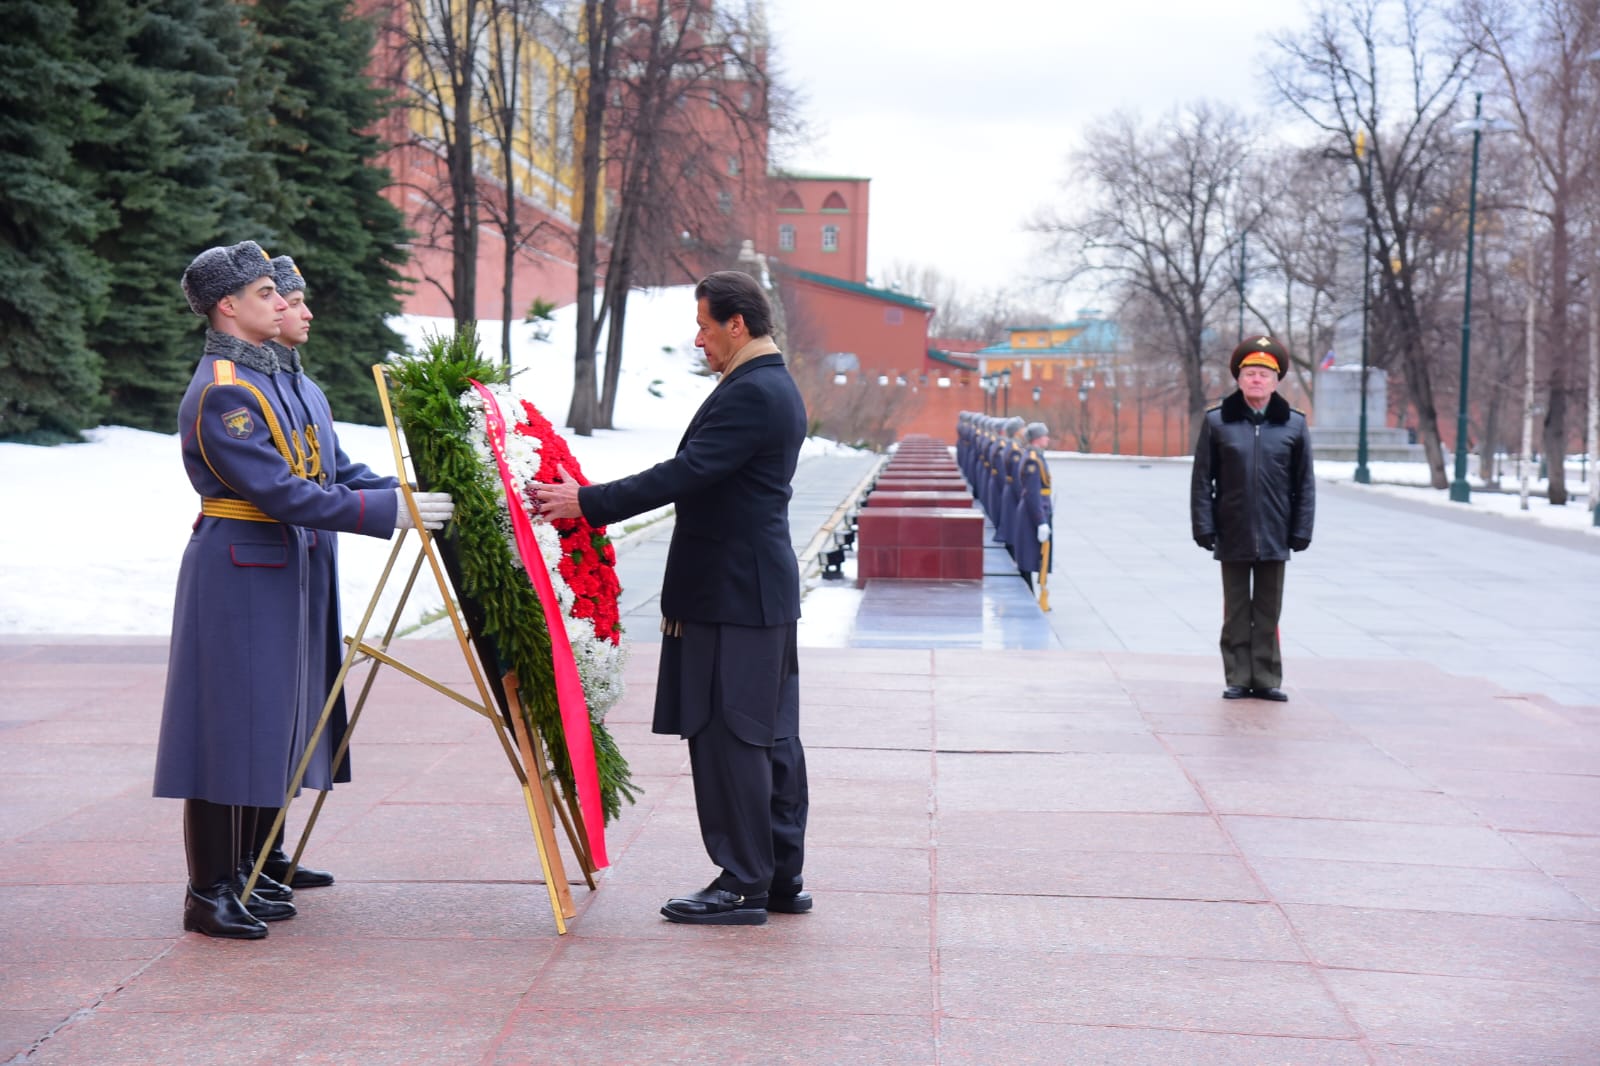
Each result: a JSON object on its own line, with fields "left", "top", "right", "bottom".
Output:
{"left": 249, "top": 254, "right": 406, "bottom": 891}
{"left": 153, "top": 241, "right": 453, "bottom": 939}
{"left": 1190, "top": 336, "right": 1315, "bottom": 702}
{"left": 997, "top": 416, "right": 1028, "bottom": 553}
{"left": 989, "top": 416, "right": 1024, "bottom": 545}
{"left": 1013, "top": 422, "right": 1053, "bottom": 589}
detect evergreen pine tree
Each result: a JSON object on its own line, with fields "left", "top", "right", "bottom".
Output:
{"left": 253, "top": 0, "right": 411, "bottom": 424}
{"left": 0, "top": 0, "right": 110, "bottom": 442}
{"left": 76, "top": 0, "right": 277, "bottom": 432}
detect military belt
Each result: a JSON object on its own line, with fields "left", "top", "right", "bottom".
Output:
{"left": 201, "top": 498, "right": 276, "bottom": 523}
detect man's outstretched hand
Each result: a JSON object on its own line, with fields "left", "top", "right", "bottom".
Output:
{"left": 529, "top": 464, "right": 583, "bottom": 521}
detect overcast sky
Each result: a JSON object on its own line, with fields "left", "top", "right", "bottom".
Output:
{"left": 763, "top": 0, "right": 1312, "bottom": 308}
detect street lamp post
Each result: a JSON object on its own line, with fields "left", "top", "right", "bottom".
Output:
{"left": 1112, "top": 391, "right": 1122, "bottom": 455}
{"left": 1077, "top": 385, "right": 1090, "bottom": 452}
{"left": 1355, "top": 131, "right": 1374, "bottom": 485}
{"left": 1237, "top": 231, "right": 1247, "bottom": 341}
{"left": 1000, "top": 369, "right": 1011, "bottom": 417}
{"left": 1450, "top": 92, "right": 1487, "bottom": 503}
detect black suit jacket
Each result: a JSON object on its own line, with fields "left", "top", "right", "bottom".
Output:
{"left": 579, "top": 353, "right": 807, "bottom": 627}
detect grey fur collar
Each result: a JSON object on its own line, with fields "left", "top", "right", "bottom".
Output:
{"left": 265, "top": 339, "right": 303, "bottom": 374}
{"left": 205, "top": 329, "right": 280, "bottom": 374}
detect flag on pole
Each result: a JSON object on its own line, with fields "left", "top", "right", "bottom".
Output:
{"left": 1319, "top": 350, "right": 1336, "bottom": 371}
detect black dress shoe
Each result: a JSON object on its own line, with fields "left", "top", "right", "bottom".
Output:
{"left": 237, "top": 863, "right": 294, "bottom": 902}
{"left": 1253, "top": 687, "right": 1289, "bottom": 702}
{"left": 183, "top": 885, "right": 268, "bottom": 940}
{"left": 1222, "top": 685, "right": 1250, "bottom": 700}
{"left": 263, "top": 848, "right": 335, "bottom": 889}
{"left": 234, "top": 878, "right": 297, "bottom": 922}
{"left": 767, "top": 890, "right": 813, "bottom": 914}
{"left": 661, "top": 884, "right": 768, "bottom": 926}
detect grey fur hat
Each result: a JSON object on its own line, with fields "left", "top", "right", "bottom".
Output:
{"left": 1004, "top": 416, "right": 1026, "bottom": 435}
{"left": 270, "top": 255, "right": 306, "bottom": 296}
{"left": 1026, "top": 421, "right": 1049, "bottom": 441}
{"left": 181, "top": 240, "right": 274, "bottom": 316}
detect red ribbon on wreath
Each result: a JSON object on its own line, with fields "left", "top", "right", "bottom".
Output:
{"left": 469, "top": 380, "right": 608, "bottom": 868}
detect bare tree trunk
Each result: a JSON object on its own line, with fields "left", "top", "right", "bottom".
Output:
{"left": 447, "top": 25, "right": 477, "bottom": 325}
{"left": 1542, "top": 201, "right": 1572, "bottom": 502}
{"left": 566, "top": 0, "right": 613, "bottom": 435}
{"left": 600, "top": 286, "right": 628, "bottom": 426}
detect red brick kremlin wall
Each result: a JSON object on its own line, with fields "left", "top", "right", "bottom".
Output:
{"left": 813, "top": 369, "right": 1198, "bottom": 457}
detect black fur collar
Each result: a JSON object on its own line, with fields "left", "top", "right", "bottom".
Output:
{"left": 1220, "top": 389, "right": 1290, "bottom": 425}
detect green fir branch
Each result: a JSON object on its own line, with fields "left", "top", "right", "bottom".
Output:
{"left": 389, "top": 324, "right": 635, "bottom": 821}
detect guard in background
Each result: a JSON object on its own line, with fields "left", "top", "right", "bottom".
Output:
{"left": 997, "top": 416, "right": 1027, "bottom": 552}
{"left": 256, "top": 254, "right": 401, "bottom": 890}
{"left": 988, "top": 416, "right": 1023, "bottom": 545}
{"left": 1012, "top": 422, "right": 1053, "bottom": 590}
{"left": 1190, "top": 336, "right": 1315, "bottom": 702}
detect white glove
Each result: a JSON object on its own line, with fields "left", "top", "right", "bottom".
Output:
{"left": 1037, "top": 523, "right": 1051, "bottom": 543}
{"left": 394, "top": 489, "right": 454, "bottom": 531}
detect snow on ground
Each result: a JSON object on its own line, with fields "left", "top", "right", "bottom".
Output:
{"left": 0, "top": 287, "right": 849, "bottom": 636}
{"left": 1314, "top": 460, "right": 1600, "bottom": 538}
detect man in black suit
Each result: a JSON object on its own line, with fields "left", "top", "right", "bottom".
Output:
{"left": 531, "top": 271, "right": 809, "bottom": 926}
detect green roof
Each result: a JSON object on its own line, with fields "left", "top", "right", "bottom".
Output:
{"left": 778, "top": 266, "right": 933, "bottom": 311}
{"left": 768, "top": 167, "right": 871, "bottom": 183}
{"left": 926, "top": 348, "right": 979, "bottom": 369}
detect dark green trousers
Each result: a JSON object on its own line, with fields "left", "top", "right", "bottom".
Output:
{"left": 1219, "top": 560, "right": 1286, "bottom": 689}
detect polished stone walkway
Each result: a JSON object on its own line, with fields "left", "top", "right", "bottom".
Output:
{"left": 3, "top": 451, "right": 1598, "bottom": 1065}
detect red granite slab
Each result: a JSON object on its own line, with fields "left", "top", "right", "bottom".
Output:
{"left": 937, "top": 948, "right": 1356, "bottom": 1036}
{"left": 937, "top": 1020, "right": 1370, "bottom": 1066}
{"left": 27, "top": 1010, "right": 509, "bottom": 1066}
{"left": 936, "top": 846, "right": 1268, "bottom": 902}
{"left": 935, "top": 752, "right": 1207, "bottom": 813}
{"left": 524, "top": 939, "right": 935, "bottom": 1016}
{"left": 1247, "top": 856, "right": 1593, "bottom": 918}
{"left": 936, "top": 811, "right": 1235, "bottom": 853}
{"left": 936, "top": 893, "right": 1305, "bottom": 961}
{"left": 1322, "top": 968, "right": 1600, "bottom": 1058}
{"left": 490, "top": 1010, "right": 936, "bottom": 1066}
{"left": 5, "top": 636, "right": 1598, "bottom": 1063}
{"left": 1221, "top": 815, "right": 1538, "bottom": 869}
{"left": 1282, "top": 903, "right": 1600, "bottom": 982}
{"left": 1199, "top": 778, "right": 1483, "bottom": 824}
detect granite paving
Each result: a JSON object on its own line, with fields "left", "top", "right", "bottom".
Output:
{"left": 2, "top": 451, "right": 1597, "bottom": 1064}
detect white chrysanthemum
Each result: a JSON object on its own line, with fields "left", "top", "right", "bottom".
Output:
{"left": 462, "top": 385, "right": 626, "bottom": 719}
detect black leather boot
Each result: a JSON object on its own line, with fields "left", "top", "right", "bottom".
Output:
{"left": 258, "top": 809, "right": 335, "bottom": 889}
{"left": 237, "top": 863, "right": 294, "bottom": 903}
{"left": 182, "top": 799, "right": 267, "bottom": 940}
{"left": 235, "top": 807, "right": 295, "bottom": 922}
{"left": 238, "top": 807, "right": 293, "bottom": 901}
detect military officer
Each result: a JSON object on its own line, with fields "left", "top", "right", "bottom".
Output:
{"left": 1190, "top": 336, "right": 1315, "bottom": 702}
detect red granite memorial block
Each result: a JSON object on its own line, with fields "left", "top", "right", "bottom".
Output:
{"left": 899, "top": 547, "right": 942, "bottom": 579}
{"left": 874, "top": 479, "right": 969, "bottom": 494}
{"left": 855, "top": 507, "right": 985, "bottom": 587}
{"left": 866, "top": 491, "right": 972, "bottom": 509}
{"left": 887, "top": 461, "right": 958, "bottom": 473}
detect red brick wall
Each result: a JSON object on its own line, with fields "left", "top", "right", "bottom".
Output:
{"left": 767, "top": 176, "right": 869, "bottom": 283}
{"left": 810, "top": 369, "right": 1196, "bottom": 456}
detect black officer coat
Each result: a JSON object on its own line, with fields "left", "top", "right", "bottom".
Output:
{"left": 579, "top": 352, "right": 807, "bottom": 627}
{"left": 1190, "top": 390, "right": 1315, "bottom": 562}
